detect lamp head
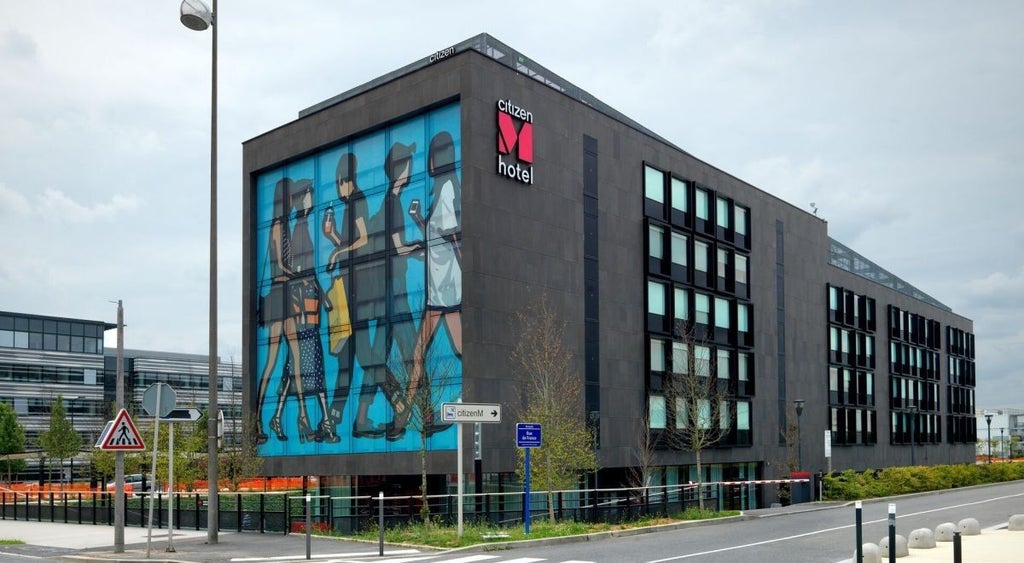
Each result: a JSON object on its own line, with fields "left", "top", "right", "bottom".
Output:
{"left": 985, "top": 413, "right": 993, "bottom": 424}
{"left": 180, "top": 0, "right": 213, "bottom": 31}
{"left": 794, "top": 399, "right": 805, "bottom": 416}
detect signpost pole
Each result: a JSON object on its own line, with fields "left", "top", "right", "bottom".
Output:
{"left": 146, "top": 385, "right": 162, "bottom": 558}
{"left": 524, "top": 447, "right": 531, "bottom": 535}
{"left": 167, "top": 424, "right": 175, "bottom": 552}
{"left": 457, "top": 420, "right": 464, "bottom": 538}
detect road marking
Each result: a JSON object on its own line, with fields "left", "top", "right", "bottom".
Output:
{"left": 647, "top": 491, "right": 1024, "bottom": 562}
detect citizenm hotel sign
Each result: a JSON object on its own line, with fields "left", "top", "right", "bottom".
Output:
{"left": 496, "top": 99, "right": 534, "bottom": 184}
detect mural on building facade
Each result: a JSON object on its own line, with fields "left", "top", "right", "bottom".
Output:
{"left": 253, "top": 103, "right": 462, "bottom": 456}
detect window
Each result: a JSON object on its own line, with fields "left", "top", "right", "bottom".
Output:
{"left": 735, "top": 254, "right": 748, "bottom": 287}
{"left": 717, "top": 349, "right": 731, "bottom": 380}
{"left": 717, "top": 248, "right": 729, "bottom": 279}
{"left": 697, "top": 399, "right": 712, "bottom": 428}
{"left": 716, "top": 197, "right": 731, "bottom": 229}
{"left": 645, "top": 166, "right": 664, "bottom": 203}
{"left": 695, "top": 240, "right": 709, "bottom": 274}
{"left": 650, "top": 338, "right": 666, "bottom": 371}
{"left": 737, "top": 303, "right": 750, "bottom": 334}
{"left": 735, "top": 205, "right": 748, "bottom": 236}
{"left": 649, "top": 224, "right": 665, "bottom": 260}
{"left": 737, "top": 401, "right": 750, "bottom": 431}
{"left": 695, "top": 345, "right": 711, "bottom": 377}
{"left": 695, "top": 188, "right": 709, "bottom": 220}
{"left": 738, "top": 353, "right": 750, "bottom": 382}
{"left": 672, "top": 341, "right": 688, "bottom": 374}
{"left": 648, "top": 281, "right": 666, "bottom": 315}
{"left": 649, "top": 395, "right": 666, "bottom": 429}
{"left": 695, "top": 293, "right": 710, "bottom": 325}
{"left": 715, "top": 297, "right": 731, "bottom": 330}
{"left": 675, "top": 397, "right": 689, "bottom": 429}
{"left": 671, "top": 177, "right": 688, "bottom": 213}
{"left": 674, "top": 287, "right": 689, "bottom": 323}
{"left": 671, "top": 232, "right": 687, "bottom": 268}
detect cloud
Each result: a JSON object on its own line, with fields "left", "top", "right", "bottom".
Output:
{"left": 0, "top": 29, "right": 37, "bottom": 61}
{"left": 0, "top": 182, "right": 31, "bottom": 216}
{"left": 0, "top": 183, "right": 140, "bottom": 223}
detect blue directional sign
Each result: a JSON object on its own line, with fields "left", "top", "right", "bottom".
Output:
{"left": 516, "top": 423, "right": 542, "bottom": 448}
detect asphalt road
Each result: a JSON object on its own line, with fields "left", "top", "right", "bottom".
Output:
{"left": 461, "top": 481, "right": 1024, "bottom": 563}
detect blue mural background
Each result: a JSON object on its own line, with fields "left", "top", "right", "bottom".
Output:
{"left": 253, "top": 103, "right": 462, "bottom": 457}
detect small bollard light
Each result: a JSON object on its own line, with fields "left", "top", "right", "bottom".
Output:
{"left": 378, "top": 491, "right": 384, "bottom": 556}
{"left": 855, "top": 501, "right": 863, "bottom": 563}
{"left": 305, "top": 494, "right": 311, "bottom": 560}
{"left": 888, "top": 503, "right": 896, "bottom": 562}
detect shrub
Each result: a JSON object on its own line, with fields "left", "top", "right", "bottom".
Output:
{"left": 823, "top": 462, "right": 1023, "bottom": 501}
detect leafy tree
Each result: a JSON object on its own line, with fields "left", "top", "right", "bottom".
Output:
{"left": 660, "top": 322, "right": 728, "bottom": 510}
{"left": 0, "top": 402, "right": 27, "bottom": 483}
{"left": 175, "top": 412, "right": 210, "bottom": 491}
{"left": 512, "top": 296, "right": 597, "bottom": 524}
{"left": 222, "top": 413, "right": 263, "bottom": 491}
{"left": 39, "top": 395, "right": 83, "bottom": 488}
{"left": 387, "top": 344, "right": 459, "bottom": 523}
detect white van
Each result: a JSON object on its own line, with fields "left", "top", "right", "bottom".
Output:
{"left": 106, "top": 473, "right": 152, "bottom": 495}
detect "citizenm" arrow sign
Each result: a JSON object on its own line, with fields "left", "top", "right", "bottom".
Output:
{"left": 441, "top": 402, "right": 502, "bottom": 424}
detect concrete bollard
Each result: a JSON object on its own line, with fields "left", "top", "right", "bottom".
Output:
{"left": 1008, "top": 514, "right": 1024, "bottom": 531}
{"left": 957, "top": 517, "right": 981, "bottom": 536}
{"left": 854, "top": 543, "right": 881, "bottom": 563}
{"left": 908, "top": 528, "right": 936, "bottom": 549}
{"left": 878, "top": 534, "right": 909, "bottom": 557}
{"left": 935, "top": 522, "right": 958, "bottom": 542}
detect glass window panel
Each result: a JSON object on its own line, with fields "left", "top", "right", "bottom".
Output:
{"left": 648, "top": 281, "right": 666, "bottom": 315}
{"left": 649, "top": 395, "right": 666, "bottom": 428}
{"left": 695, "top": 188, "right": 709, "bottom": 220}
{"left": 671, "top": 177, "right": 687, "bottom": 212}
{"left": 645, "top": 166, "right": 664, "bottom": 203}
{"left": 695, "top": 293, "right": 710, "bottom": 325}
{"left": 738, "top": 353, "right": 749, "bottom": 381}
{"left": 671, "top": 232, "right": 687, "bottom": 266}
{"left": 737, "top": 304, "right": 749, "bottom": 332}
{"left": 695, "top": 241, "right": 709, "bottom": 272}
{"left": 697, "top": 399, "right": 711, "bottom": 428}
{"left": 675, "top": 397, "right": 688, "bottom": 429}
{"left": 0, "top": 330, "right": 12, "bottom": 347}
{"left": 720, "top": 400, "right": 729, "bottom": 429}
{"left": 717, "top": 349, "right": 730, "bottom": 379}
{"left": 14, "top": 332, "right": 28, "bottom": 348}
{"left": 735, "top": 254, "right": 748, "bottom": 285}
{"left": 735, "top": 205, "right": 748, "bottom": 235}
{"left": 674, "top": 287, "right": 689, "bottom": 321}
{"left": 737, "top": 401, "right": 750, "bottom": 430}
{"left": 717, "top": 248, "right": 729, "bottom": 278}
{"left": 695, "top": 345, "right": 711, "bottom": 377}
{"left": 716, "top": 197, "right": 730, "bottom": 229}
{"left": 650, "top": 339, "right": 665, "bottom": 372}
{"left": 672, "top": 341, "right": 688, "bottom": 374}
{"left": 649, "top": 224, "right": 664, "bottom": 259}
{"left": 715, "top": 298, "right": 730, "bottom": 329}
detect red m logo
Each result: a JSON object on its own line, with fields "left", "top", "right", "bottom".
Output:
{"left": 497, "top": 112, "right": 533, "bottom": 163}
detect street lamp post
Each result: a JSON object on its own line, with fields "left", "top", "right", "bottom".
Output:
{"left": 793, "top": 399, "right": 805, "bottom": 470}
{"left": 910, "top": 405, "right": 918, "bottom": 466}
{"left": 1000, "top": 428, "right": 1005, "bottom": 461}
{"left": 179, "top": 0, "right": 218, "bottom": 544}
{"left": 984, "top": 413, "right": 993, "bottom": 464}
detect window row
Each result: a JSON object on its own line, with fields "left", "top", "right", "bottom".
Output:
{"left": 648, "top": 396, "right": 752, "bottom": 446}
{"left": 135, "top": 371, "right": 241, "bottom": 392}
{"left": 827, "top": 286, "right": 876, "bottom": 332}
{"left": 647, "top": 282, "right": 753, "bottom": 347}
{"left": 2, "top": 396, "right": 103, "bottom": 417}
{"left": 947, "top": 384, "right": 975, "bottom": 416}
{"left": 888, "top": 306, "right": 941, "bottom": 350}
{"left": 828, "top": 367, "right": 874, "bottom": 408}
{"left": 946, "top": 327, "right": 976, "bottom": 359}
{"left": 830, "top": 407, "right": 877, "bottom": 446}
{"left": 0, "top": 364, "right": 100, "bottom": 385}
{"left": 0, "top": 315, "right": 107, "bottom": 338}
{"left": 0, "top": 330, "right": 104, "bottom": 355}
{"left": 889, "top": 375, "right": 940, "bottom": 412}
{"left": 947, "top": 356, "right": 976, "bottom": 387}
{"left": 889, "top": 343, "right": 941, "bottom": 380}
{"left": 643, "top": 165, "right": 751, "bottom": 250}
{"left": 649, "top": 342, "right": 755, "bottom": 397}
{"left": 828, "top": 326, "right": 875, "bottom": 369}
{"left": 648, "top": 223, "right": 750, "bottom": 298}
{"left": 890, "top": 410, "right": 942, "bottom": 445}
{"left": 947, "top": 414, "right": 977, "bottom": 444}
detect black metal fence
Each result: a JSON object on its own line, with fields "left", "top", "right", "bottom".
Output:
{"left": 0, "top": 481, "right": 777, "bottom": 535}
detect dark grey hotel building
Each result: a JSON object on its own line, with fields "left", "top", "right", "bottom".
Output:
{"left": 242, "top": 34, "right": 976, "bottom": 505}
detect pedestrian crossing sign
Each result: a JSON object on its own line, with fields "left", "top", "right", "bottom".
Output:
{"left": 99, "top": 409, "right": 146, "bottom": 451}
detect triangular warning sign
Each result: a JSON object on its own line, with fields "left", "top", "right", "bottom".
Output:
{"left": 100, "top": 409, "right": 146, "bottom": 451}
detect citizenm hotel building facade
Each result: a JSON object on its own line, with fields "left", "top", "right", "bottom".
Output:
{"left": 242, "top": 34, "right": 977, "bottom": 501}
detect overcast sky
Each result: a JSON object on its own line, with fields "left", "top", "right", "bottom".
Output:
{"left": 1, "top": 1, "right": 1020, "bottom": 408}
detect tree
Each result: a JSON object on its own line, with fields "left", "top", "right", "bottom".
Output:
{"left": 175, "top": 412, "right": 210, "bottom": 491}
{"left": 626, "top": 416, "right": 659, "bottom": 491}
{"left": 222, "top": 414, "right": 263, "bottom": 491}
{"left": 661, "top": 322, "right": 728, "bottom": 510}
{"left": 387, "top": 344, "right": 459, "bottom": 523}
{"left": 39, "top": 395, "right": 83, "bottom": 489}
{"left": 512, "top": 296, "right": 597, "bottom": 524}
{"left": 0, "top": 402, "right": 27, "bottom": 483}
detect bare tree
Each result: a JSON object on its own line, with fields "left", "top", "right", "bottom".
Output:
{"left": 626, "top": 416, "right": 658, "bottom": 490}
{"left": 511, "top": 295, "right": 597, "bottom": 524}
{"left": 661, "top": 322, "right": 729, "bottom": 510}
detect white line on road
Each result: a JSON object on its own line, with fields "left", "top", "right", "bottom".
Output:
{"left": 646, "top": 491, "right": 1024, "bottom": 562}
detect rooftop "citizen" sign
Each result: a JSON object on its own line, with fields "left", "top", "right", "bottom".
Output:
{"left": 496, "top": 99, "right": 534, "bottom": 185}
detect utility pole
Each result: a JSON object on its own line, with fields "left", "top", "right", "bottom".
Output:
{"left": 114, "top": 300, "right": 125, "bottom": 553}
